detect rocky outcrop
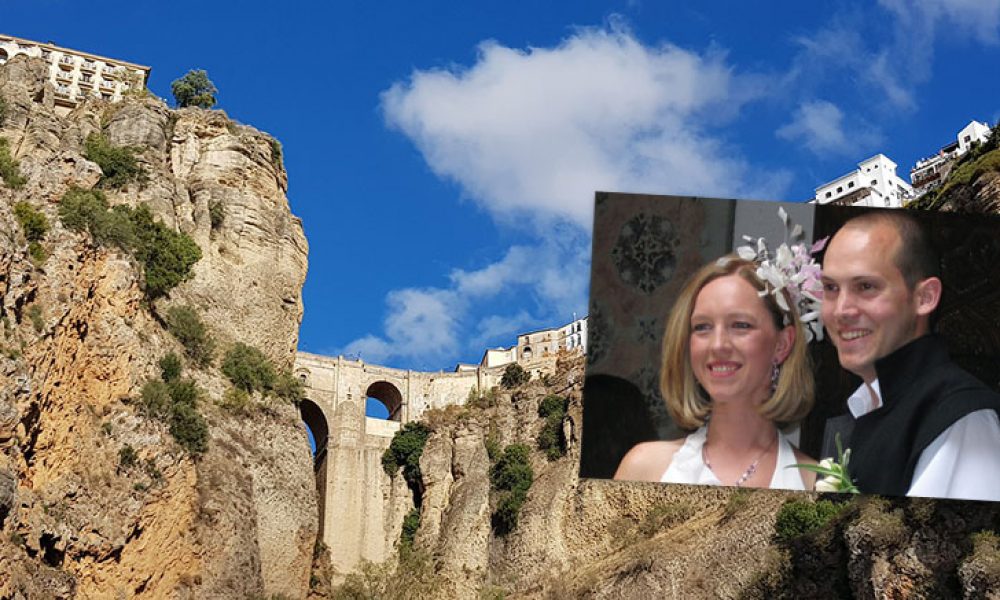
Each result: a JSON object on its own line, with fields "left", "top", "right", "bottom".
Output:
{"left": 0, "top": 54, "right": 315, "bottom": 598}
{"left": 373, "top": 354, "right": 1000, "bottom": 599}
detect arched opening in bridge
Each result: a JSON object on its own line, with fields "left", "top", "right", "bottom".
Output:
{"left": 299, "top": 398, "right": 330, "bottom": 540}
{"left": 299, "top": 399, "right": 329, "bottom": 464}
{"left": 365, "top": 381, "right": 403, "bottom": 421}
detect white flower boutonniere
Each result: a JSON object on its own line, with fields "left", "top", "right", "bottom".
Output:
{"left": 789, "top": 433, "right": 860, "bottom": 494}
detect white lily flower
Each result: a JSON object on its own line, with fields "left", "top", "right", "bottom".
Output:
{"left": 775, "top": 244, "right": 794, "bottom": 267}
{"left": 815, "top": 477, "right": 839, "bottom": 492}
{"left": 800, "top": 310, "right": 821, "bottom": 323}
{"left": 774, "top": 290, "right": 789, "bottom": 312}
{"left": 778, "top": 206, "right": 788, "bottom": 226}
{"left": 737, "top": 245, "right": 757, "bottom": 261}
{"left": 818, "top": 458, "right": 835, "bottom": 470}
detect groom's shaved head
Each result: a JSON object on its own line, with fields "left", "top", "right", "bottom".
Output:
{"left": 835, "top": 211, "right": 940, "bottom": 291}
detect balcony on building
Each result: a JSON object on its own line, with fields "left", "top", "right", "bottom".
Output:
{"left": 98, "top": 78, "right": 116, "bottom": 91}
{"left": 58, "top": 56, "right": 75, "bottom": 69}
{"left": 80, "top": 60, "right": 97, "bottom": 73}
{"left": 55, "top": 70, "right": 73, "bottom": 83}
{"left": 78, "top": 74, "right": 94, "bottom": 88}
{"left": 101, "top": 65, "right": 119, "bottom": 78}
{"left": 54, "top": 85, "right": 72, "bottom": 98}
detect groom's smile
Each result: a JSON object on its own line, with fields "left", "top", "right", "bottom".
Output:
{"left": 820, "top": 221, "right": 922, "bottom": 384}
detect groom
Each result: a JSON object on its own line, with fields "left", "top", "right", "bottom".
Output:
{"left": 819, "top": 210, "right": 1000, "bottom": 500}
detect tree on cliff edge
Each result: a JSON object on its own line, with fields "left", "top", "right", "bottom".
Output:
{"left": 171, "top": 69, "right": 217, "bottom": 109}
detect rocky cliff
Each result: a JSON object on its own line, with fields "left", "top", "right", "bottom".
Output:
{"left": 0, "top": 55, "right": 316, "bottom": 598}
{"left": 335, "top": 354, "right": 1000, "bottom": 599}
{"left": 908, "top": 132, "right": 1000, "bottom": 214}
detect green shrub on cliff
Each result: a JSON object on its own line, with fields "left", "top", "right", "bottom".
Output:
{"left": 774, "top": 498, "right": 847, "bottom": 543}
{"left": 171, "top": 70, "right": 217, "bottom": 109}
{"left": 221, "top": 342, "right": 275, "bottom": 393}
{"left": 536, "top": 394, "right": 568, "bottom": 460}
{"left": 170, "top": 401, "right": 208, "bottom": 456}
{"left": 83, "top": 132, "right": 146, "bottom": 188}
{"left": 382, "top": 422, "right": 432, "bottom": 490}
{"left": 13, "top": 202, "right": 49, "bottom": 264}
{"left": 13, "top": 201, "right": 48, "bottom": 241}
{"left": 158, "top": 352, "right": 182, "bottom": 382}
{"left": 165, "top": 306, "right": 215, "bottom": 368}
{"left": 500, "top": 363, "right": 529, "bottom": 389}
{"left": 490, "top": 443, "right": 533, "bottom": 536}
{"left": 0, "top": 137, "right": 26, "bottom": 189}
{"left": 399, "top": 508, "right": 420, "bottom": 553}
{"left": 128, "top": 204, "right": 202, "bottom": 298}
{"left": 58, "top": 188, "right": 202, "bottom": 298}
{"left": 138, "top": 357, "right": 209, "bottom": 457}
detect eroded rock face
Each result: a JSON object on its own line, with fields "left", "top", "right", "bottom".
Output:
{"left": 0, "top": 55, "right": 315, "bottom": 598}
{"left": 386, "top": 354, "right": 1000, "bottom": 599}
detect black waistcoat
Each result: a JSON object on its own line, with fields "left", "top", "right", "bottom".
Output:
{"left": 848, "top": 334, "right": 1000, "bottom": 496}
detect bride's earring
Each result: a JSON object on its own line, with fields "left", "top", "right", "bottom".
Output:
{"left": 770, "top": 360, "right": 780, "bottom": 393}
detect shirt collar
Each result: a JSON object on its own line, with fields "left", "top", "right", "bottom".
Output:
{"left": 847, "top": 379, "right": 882, "bottom": 418}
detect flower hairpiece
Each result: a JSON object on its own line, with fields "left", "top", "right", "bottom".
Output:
{"left": 733, "top": 207, "right": 827, "bottom": 343}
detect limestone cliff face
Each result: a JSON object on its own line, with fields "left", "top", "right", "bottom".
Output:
{"left": 402, "top": 357, "right": 797, "bottom": 599}
{"left": 390, "top": 355, "right": 1000, "bottom": 599}
{"left": 0, "top": 55, "right": 315, "bottom": 598}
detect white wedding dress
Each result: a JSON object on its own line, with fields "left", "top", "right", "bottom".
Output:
{"left": 659, "top": 426, "right": 807, "bottom": 490}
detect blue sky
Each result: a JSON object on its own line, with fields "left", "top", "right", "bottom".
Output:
{"left": 5, "top": 1, "right": 1000, "bottom": 372}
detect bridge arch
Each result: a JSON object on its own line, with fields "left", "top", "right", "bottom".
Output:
{"left": 299, "top": 397, "right": 330, "bottom": 539}
{"left": 299, "top": 398, "right": 329, "bottom": 466}
{"left": 365, "top": 380, "right": 403, "bottom": 421}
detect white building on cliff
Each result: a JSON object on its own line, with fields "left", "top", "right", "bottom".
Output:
{"left": 0, "top": 33, "right": 150, "bottom": 114}
{"left": 910, "top": 120, "right": 993, "bottom": 197}
{"left": 469, "top": 315, "right": 588, "bottom": 372}
{"left": 813, "top": 154, "right": 914, "bottom": 208}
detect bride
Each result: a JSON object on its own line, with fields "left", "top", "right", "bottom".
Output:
{"left": 614, "top": 255, "right": 818, "bottom": 489}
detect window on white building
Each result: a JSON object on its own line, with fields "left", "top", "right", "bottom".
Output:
{"left": 825, "top": 191, "right": 832, "bottom": 198}
{"left": 837, "top": 186, "right": 843, "bottom": 193}
{"left": 848, "top": 182, "right": 854, "bottom": 188}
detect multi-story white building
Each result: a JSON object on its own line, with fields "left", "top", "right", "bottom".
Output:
{"left": 910, "top": 120, "right": 992, "bottom": 197}
{"left": 813, "top": 154, "right": 914, "bottom": 208}
{"left": 471, "top": 315, "right": 588, "bottom": 371}
{"left": 0, "top": 33, "right": 150, "bottom": 114}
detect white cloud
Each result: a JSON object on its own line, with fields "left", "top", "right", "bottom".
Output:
{"left": 342, "top": 288, "right": 460, "bottom": 365}
{"left": 471, "top": 312, "right": 541, "bottom": 351}
{"left": 880, "top": 0, "right": 1000, "bottom": 45}
{"left": 381, "top": 23, "right": 788, "bottom": 231}
{"left": 786, "top": 0, "right": 1000, "bottom": 112}
{"left": 340, "top": 237, "right": 590, "bottom": 367}
{"left": 350, "top": 22, "right": 792, "bottom": 368}
{"left": 776, "top": 100, "right": 882, "bottom": 157}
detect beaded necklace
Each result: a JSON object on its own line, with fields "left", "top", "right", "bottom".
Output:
{"left": 702, "top": 431, "right": 777, "bottom": 487}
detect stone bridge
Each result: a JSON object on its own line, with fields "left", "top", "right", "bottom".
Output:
{"left": 293, "top": 352, "right": 513, "bottom": 575}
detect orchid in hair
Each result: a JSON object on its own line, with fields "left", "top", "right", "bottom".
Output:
{"left": 736, "top": 207, "right": 828, "bottom": 343}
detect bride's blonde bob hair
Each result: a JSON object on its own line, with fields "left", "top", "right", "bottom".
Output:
{"left": 660, "top": 254, "right": 814, "bottom": 430}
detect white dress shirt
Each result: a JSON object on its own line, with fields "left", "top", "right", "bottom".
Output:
{"left": 847, "top": 381, "right": 1000, "bottom": 501}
